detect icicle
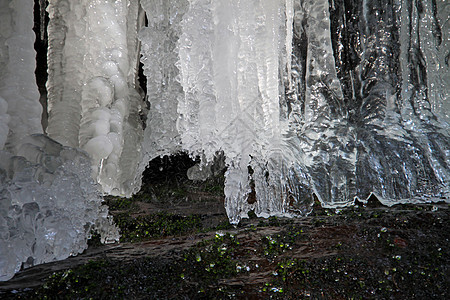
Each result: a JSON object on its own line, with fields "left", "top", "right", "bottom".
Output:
{"left": 285, "top": 0, "right": 294, "bottom": 86}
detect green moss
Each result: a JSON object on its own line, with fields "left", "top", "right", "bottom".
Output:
{"left": 114, "top": 212, "right": 203, "bottom": 243}
{"left": 209, "top": 219, "right": 233, "bottom": 231}
{"left": 28, "top": 257, "right": 189, "bottom": 299}
{"left": 133, "top": 184, "right": 188, "bottom": 203}
{"left": 104, "top": 196, "right": 137, "bottom": 211}
{"left": 260, "top": 226, "right": 305, "bottom": 259}
{"left": 35, "top": 260, "right": 116, "bottom": 299}
{"left": 182, "top": 232, "right": 243, "bottom": 282}
{"left": 200, "top": 175, "right": 225, "bottom": 196}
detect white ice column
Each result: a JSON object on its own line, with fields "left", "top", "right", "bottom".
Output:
{"left": 218, "top": 0, "right": 287, "bottom": 223}
{"left": 0, "top": 0, "right": 43, "bottom": 152}
{"left": 46, "top": 0, "right": 144, "bottom": 196}
{"left": 46, "top": 0, "right": 85, "bottom": 148}
{"left": 178, "top": 0, "right": 217, "bottom": 161}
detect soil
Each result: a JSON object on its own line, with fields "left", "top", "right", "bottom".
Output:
{"left": 0, "top": 156, "right": 448, "bottom": 299}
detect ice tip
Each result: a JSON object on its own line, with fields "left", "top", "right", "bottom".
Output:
{"left": 228, "top": 218, "right": 240, "bottom": 228}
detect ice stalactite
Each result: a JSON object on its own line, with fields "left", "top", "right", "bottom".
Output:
{"left": 0, "top": 0, "right": 43, "bottom": 152}
{"left": 46, "top": 0, "right": 144, "bottom": 196}
{"left": 45, "top": 0, "right": 83, "bottom": 148}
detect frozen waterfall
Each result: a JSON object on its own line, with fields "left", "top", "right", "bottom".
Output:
{"left": 0, "top": 0, "right": 449, "bottom": 281}
{"left": 141, "top": 0, "right": 448, "bottom": 223}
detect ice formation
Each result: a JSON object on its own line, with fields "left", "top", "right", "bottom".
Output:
{"left": 166, "top": 0, "right": 449, "bottom": 223}
{"left": 0, "top": 134, "right": 119, "bottom": 281}
{"left": 46, "top": 0, "right": 144, "bottom": 195}
{"left": 0, "top": 0, "right": 118, "bottom": 281}
{"left": 1, "top": 0, "right": 449, "bottom": 282}
{"left": 0, "top": 0, "right": 43, "bottom": 152}
{"left": 40, "top": 0, "right": 450, "bottom": 223}
{"left": 46, "top": 0, "right": 448, "bottom": 222}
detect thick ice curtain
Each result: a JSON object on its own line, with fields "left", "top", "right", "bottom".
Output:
{"left": 46, "top": 0, "right": 144, "bottom": 196}
{"left": 170, "top": 0, "right": 448, "bottom": 223}
{"left": 326, "top": 0, "right": 449, "bottom": 204}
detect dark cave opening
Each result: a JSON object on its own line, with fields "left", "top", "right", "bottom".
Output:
{"left": 33, "top": 0, "right": 49, "bottom": 131}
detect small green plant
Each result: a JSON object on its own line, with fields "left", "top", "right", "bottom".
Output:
{"left": 182, "top": 232, "right": 245, "bottom": 282}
